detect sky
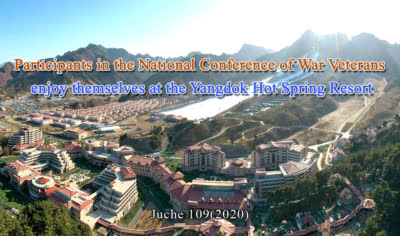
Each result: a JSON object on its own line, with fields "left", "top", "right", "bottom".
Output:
{"left": 0, "top": 0, "right": 399, "bottom": 63}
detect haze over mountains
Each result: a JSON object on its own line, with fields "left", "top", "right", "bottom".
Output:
{"left": 0, "top": 30, "right": 399, "bottom": 98}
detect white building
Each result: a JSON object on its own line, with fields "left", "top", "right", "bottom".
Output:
{"left": 28, "top": 175, "right": 57, "bottom": 200}
{"left": 8, "top": 126, "right": 44, "bottom": 153}
{"left": 92, "top": 164, "right": 138, "bottom": 223}
{"left": 251, "top": 141, "right": 308, "bottom": 168}
{"left": 19, "top": 146, "right": 75, "bottom": 173}
{"left": 83, "top": 139, "right": 134, "bottom": 166}
{"left": 251, "top": 159, "right": 317, "bottom": 205}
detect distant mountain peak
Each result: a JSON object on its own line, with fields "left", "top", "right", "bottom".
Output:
{"left": 186, "top": 51, "right": 202, "bottom": 58}
{"left": 86, "top": 43, "right": 104, "bottom": 49}
{"left": 234, "top": 44, "right": 274, "bottom": 61}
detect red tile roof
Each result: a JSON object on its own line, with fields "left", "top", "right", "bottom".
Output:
{"left": 7, "top": 160, "right": 30, "bottom": 172}
{"left": 39, "top": 145, "right": 56, "bottom": 151}
{"left": 128, "top": 156, "right": 154, "bottom": 165}
{"left": 65, "top": 128, "right": 87, "bottom": 135}
{"left": 37, "top": 177, "right": 51, "bottom": 184}
{"left": 58, "top": 188, "right": 78, "bottom": 199}
{"left": 121, "top": 167, "right": 136, "bottom": 180}
{"left": 186, "top": 143, "right": 221, "bottom": 153}
{"left": 69, "top": 199, "right": 94, "bottom": 211}
{"left": 45, "top": 185, "right": 59, "bottom": 195}
{"left": 63, "top": 141, "right": 81, "bottom": 153}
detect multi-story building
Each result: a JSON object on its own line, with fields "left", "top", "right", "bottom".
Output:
{"left": 6, "top": 160, "right": 40, "bottom": 189}
{"left": 92, "top": 164, "right": 120, "bottom": 188}
{"left": 251, "top": 141, "right": 308, "bottom": 168}
{"left": 169, "top": 178, "right": 249, "bottom": 212}
{"left": 127, "top": 155, "right": 165, "bottom": 177}
{"left": 48, "top": 186, "right": 94, "bottom": 220}
{"left": 63, "top": 141, "right": 83, "bottom": 159}
{"left": 83, "top": 139, "right": 134, "bottom": 166}
{"left": 8, "top": 126, "right": 44, "bottom": 154}
{"left": 250, "top": 159, "right": 317, "bottom": 205}
{"left": 92, "top": 165, "right": 138, "bottom": 223}
{"left": 18, "top": 146, "right": 75, "bottom": 173}
{"left": 28, "top": 175, "right": 59, "bottom": 200}
{"left": 127, "top": 155, "right": 248, "bottom": 212}
{"left": 182, "top": 143, "right": 226, "bottom": 171}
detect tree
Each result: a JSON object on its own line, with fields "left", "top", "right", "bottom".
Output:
{"left": 360, "top": 216, "right": 381, "bottom": 236}
{"left": 230, "top": 134, "right": 235, "bottom": 144}
{"left": 2, "top": 146, "right": 11, "bottom": 156}
{"left": 21, "top": 200, "right": 91, "bottom": 236}
{"left": 395, "top": 114, "right": 400, "bottom": 125}
{"left": 0, "top": 207, "right": 33, "bottom": 236}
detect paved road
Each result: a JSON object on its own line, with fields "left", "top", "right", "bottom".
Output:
{"left": 127, "top": 200, "right": 148, "bottom": 228}
{"left": 0, "top": 200, "right": 18, "bottom": 217}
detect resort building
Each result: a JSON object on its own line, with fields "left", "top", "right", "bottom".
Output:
{"left": 251, "top": 141, "right": 308, "bottom": 168}
{"left": 7, "top": 126, "right": 44, "bottom": 154}
{"left": 221, "top": 158, "right": 254, "bottom": 176}
{"left": 63, "top": 141, "right": 83, "bottom": 159}
{"left": 48, "top": 186, "right": 94, "bottom": 220}
{"left": 127, "top": 155, "right": 248, "bottom": 212}
{"left": 18, "top": 146, "right": 75, "bottom": 173}
{"left": 126, "top": 155, "right": 165, "bottom": 176}
{"left": 170, "top": 178, "right": 249, "bottom": 212}
{"left": 250, "top": 159, "right": 317, "bottom": 205}
{"left": 6, "top": 160, "right": 40, "bottom": 189}
{"left": 182, "top": 143, "right": 226, "bottom": 171}
{"left": 83, "top": 139, "right": 134, "bottom": 166}
{"left": 92, "top": 165, "right": 138, "bottom": 223}
{"left": 63, "top": 128, "right": 89, "bottom": 140}
{"left": 28, "top": 175, "right": 59, "bottom": 200}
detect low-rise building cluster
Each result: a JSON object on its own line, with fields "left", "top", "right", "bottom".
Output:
{"left": 2, "top": 132, "right": 378, "bottom": 235}
{"left": 18, "top": 99, "right": 172, "bottom": 129}
{"left": 182, "top": 142, "right": 317, "bottom": 206}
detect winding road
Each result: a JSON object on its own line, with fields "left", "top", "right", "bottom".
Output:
{"left": 312, "top": 79, "right": 387, "bottom": 170}
{"left": 195, "top": 118, "right": 243, "bottom": 145}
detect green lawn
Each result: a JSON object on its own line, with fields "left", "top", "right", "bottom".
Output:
{"left": 73, "top": 158, "right": 104, "bottom": 178}
{"left": 137, "top": 177, "right": 172, "bottom": 209}
{"left": 150, "top": 184, "right": 172, "bottom": 209}
{"left": 164, "top": 157, "right": 182, "bottom": 172}
{"left": 119, "top": 187, "right": 146, "bottom": 225}
{"left": 0, "top": 176, "right": 32, "bottom": 211}
{"left": 119, "top": 199, "right": 145, "bottom": 225}
{"left": 0, "top": 156, "right": 18, "bottom": 164}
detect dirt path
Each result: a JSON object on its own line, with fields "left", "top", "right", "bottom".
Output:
{"left": 237, "top": 126, "right": 277, "bottom": 143}
{"left": 195, "top": 118, "right": 243, "bottom": 145}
